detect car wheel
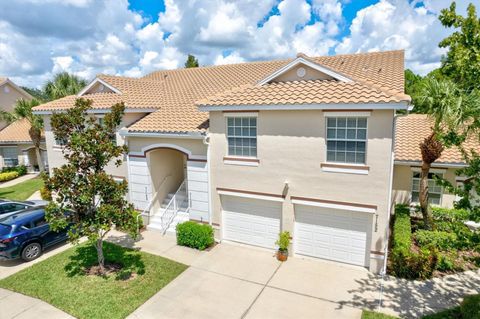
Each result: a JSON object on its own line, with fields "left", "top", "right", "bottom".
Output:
{"left": 21, "top": 243, "right": 42, "bottom": 261}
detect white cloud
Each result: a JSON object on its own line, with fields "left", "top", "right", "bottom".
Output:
{"left": 0, "top": 0, "right": 471, "bottom": 87}
{"left": 335, "top": 0, "right": 471, "bottom": 75}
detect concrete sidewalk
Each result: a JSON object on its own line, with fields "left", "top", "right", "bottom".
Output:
{"left": 0, "top": 173, "right": 38, "bottom": 189}
{"left": 0, "top": 288, "right": 73, "bottom": 319}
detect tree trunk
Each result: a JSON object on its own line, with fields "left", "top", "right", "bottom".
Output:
{"left": 34, "top": 146, "right": 45, "bottom": 172}
{"left": 95, "top": 238, "right": 105, "bottom": 273}
{"left": 419, "top": 132, "right": 444, "bottom": 230}
{"left": 29, "top": 126, "right": 44, "bottom": 172}
{"left": 419, "top": 161, "right": 433, "bottom": 229}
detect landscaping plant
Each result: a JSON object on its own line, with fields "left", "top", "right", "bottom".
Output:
{"left": 176, "top": 221, "right": 214, "bottom": 250}
{"left": 0, "top": 171, "right": 19, "bottom": 182}
{"left": 44, "top": 99, "right": 138, "bottom": 274}
{"left": 276, "top": 231, "right": 291, "bottom": 261}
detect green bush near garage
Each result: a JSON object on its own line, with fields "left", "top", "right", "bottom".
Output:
{"left": 415, "top": 230, "right": 458, "bottom": 251}
{"left": 176, "top": 221, "right": 214, "bottom": 250}
{"left": 388, "top": 205, "right": 438, "bottom": 280}
{"left": 0, "top": 171, "right": 20, "bottom": 182}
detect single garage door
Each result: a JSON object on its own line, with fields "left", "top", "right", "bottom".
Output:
{"left": 222, "top": 196, "right": 281, "bottom": 249}
{"left": 294, "top": 205, "right": 371, "bottom": 267}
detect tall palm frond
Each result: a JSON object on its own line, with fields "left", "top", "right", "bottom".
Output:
{"left": 44, "top": 72, "right": 87, "bottom": 101}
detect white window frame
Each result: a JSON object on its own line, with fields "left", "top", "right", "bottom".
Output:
{"left": 225, "top": 113, "right": 258, "bottom": 158}
{"left": 1, "top": 147, "right": 18, "bottom": 167}
{"left": 410, "top": 170, "right": 444, "bottom": 206}
{"left": 325, "top": 116, "right": 368, "bottom": 165}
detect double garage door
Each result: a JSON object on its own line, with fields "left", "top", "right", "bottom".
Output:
{"left": 221, "top": 195, "right": 371, "bottom": 267}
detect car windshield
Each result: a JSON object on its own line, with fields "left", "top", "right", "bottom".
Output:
{"left": 0, "top": 223, "right": 12, "bottom": 236}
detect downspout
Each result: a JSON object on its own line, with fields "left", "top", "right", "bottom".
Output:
{"left": 203, "top": 133, "right": 213, "bottom": 225}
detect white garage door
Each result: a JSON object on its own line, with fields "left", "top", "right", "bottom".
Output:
{"left": 222, "top": 196, "right": 281, "bottom": 249}
{"left": 294, "top": 205, "right": 371, "bottom": 267}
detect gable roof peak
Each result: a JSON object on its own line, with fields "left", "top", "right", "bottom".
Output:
{"left": 296, "top": 52, "right": 309, "bottom": 59}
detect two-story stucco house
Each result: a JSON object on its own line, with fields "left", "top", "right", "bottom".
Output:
{"left": 32, "top": 50, "right": 431, "bottom": 274}
{"left": 0, "top": 77, "right": 47, "bottom": 171}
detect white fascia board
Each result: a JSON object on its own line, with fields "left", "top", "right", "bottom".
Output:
{"left": 257, "top": 57, "right": 353, "bottom": 86}
{"left": 218, "top": 189, "right": 284, "bottom": 202}
{"left": 33, "top": 108, "right": 157, "bottom": 115}
{"left": 223, "top": 112, "right": 258, "bottom": 117}
{"left": 324, "top": 111, "right": 371, "bottom": 117}
{"left": 199, "top": 102, "right": 409, "bottom": 112}
{"left": 119, "top": 130, "right": 205, "bottom": 139}
{"left": 78, "top": 78, "right": 121, "bottom": 96}
{"left": 291, "top": 198, "right": 376, "bottom": 214}
{"left": 394, "top": 160, "right": 467, "bottom": 168}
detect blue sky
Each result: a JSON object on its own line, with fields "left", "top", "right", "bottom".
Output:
{"left": 0, "top": 0, "right": 471, "bottom": 87}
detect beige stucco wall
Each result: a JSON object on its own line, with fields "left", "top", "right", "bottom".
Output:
{"left": 273, "top": 64, "right": 335, "bottom": 82}
{"left": 148, "top": 149, "right": 186, "bottom": 210}
{"left": 127, "top": 136, "right": 207, "bottom": 157}
{"left": 0, "top": 143, "right": 47, "bottom": 170}
{"left": 43, "top": 112, "right": 147, "bottom": 178}
{"left": 209, "top": 109, "right": 395, "bottom": 273}
{"left": 392, "top": 164, "right": 457, "bottom": 208}
{"left": 0, "top": 83, "right": 31, "bottom": 130}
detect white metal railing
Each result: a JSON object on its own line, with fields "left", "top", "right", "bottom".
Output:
{"left": 159, "top": 180, "right": 187, "bottom": 234}
{"left": 136, "top": 175, "right": 171, "bottom": 231}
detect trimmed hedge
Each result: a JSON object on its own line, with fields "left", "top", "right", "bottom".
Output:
{"left": 176, "top": 221, "right": 214, "bottom": 250}
{"left": 392, "top": 204, "right": 412, "bottom": 254}
{"left": 0, "top": 171, "right": 19, "bottom": 182}
{"left": 415, "top": 230, "right": 458, "bottom": 251}
{"left": 389, "top": 204, "right": 438, "bottom": 280}
{"left": 2, "top": 165, "right": 27, "bottom": 176}
{"left": 432, "top": 206, "right": 471, "bottom": 222}
{"left": 40, "top": 186, "right": 52, "bottom": 201}
{"left": 461, "top": 294, "right": 480, "bottom": 319}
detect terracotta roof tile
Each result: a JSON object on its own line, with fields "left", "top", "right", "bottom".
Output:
{"left": 0, "top": 118, "right": 44, "bottom": 143}
{"left": 33, "top": 50, "right": 407, "bottom": 133}
{"left": 394, "top": 114, "right": 480, "bottom": 165}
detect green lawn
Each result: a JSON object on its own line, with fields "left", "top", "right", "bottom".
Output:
{"left": 0, "top": 177, "right": 44, "bottom": 200}
{"left": 362, "top": 310, "right": 398, "bottom": 319}
{"left": 362, "top": 308, "right": 463, "bottom": 319}
{"left": 0, "top": 242, "right": 188, "bottom": 319}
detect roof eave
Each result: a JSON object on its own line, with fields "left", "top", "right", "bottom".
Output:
{"left": 198, "top": 102, "right": 409, "bottom": 112}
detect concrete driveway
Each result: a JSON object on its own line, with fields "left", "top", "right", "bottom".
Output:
{"left": 127, "top": 240, "right": 373, "bottom": 319}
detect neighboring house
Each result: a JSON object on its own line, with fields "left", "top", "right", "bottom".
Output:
{"left": 33, "top": 50, "right": 414, "bottom": 273}
{"left": 0, "top": 78, "right": 44, "bottom": 170}
{"left": 393, "top": 114, "right": 480, "bottom": 208}
{"left": 0, "top": 118, "right": 47, "bottom": 171}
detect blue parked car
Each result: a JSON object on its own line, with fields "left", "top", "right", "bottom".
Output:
{"left": 0, "top": 208, "right": 69, "bottom": 261}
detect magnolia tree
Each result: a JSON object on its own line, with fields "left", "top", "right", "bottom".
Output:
{"left": 45, "top": 98, "right": 138, "bottom": 273}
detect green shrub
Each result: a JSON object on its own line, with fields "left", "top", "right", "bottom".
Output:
{"left": 436, "top": 221, "right": 476, "bottom": 250}
{"left": 40, "top": 186, "right": 52, "bottom": 201}
{"left": 176, "top": 221, "right": 214, "bottom": 250}
{"left": 437, "top": 252, "right": 456, "bottom": 272}
{"left": 390, "top": 248, "right": 438, "bottom": 280}
{"left": 0, "top": 171, "right": 19, "bottom": 182}
{"left": 1, "top": 165, "right": 27, "bottom": 176}
{"left": 392, "top": 204, "right": 412, "bottom": 254}
{"left": 460, "top": 294, "right": 480, "bottom": 319}
{"left": 432, "top": 206, "right": 471, "bottom": 222}
{"left": 276, "top": 231, "right": 290, "bottom": 252}
{"left": 415, "top": 230, "right": 457, "bottom": 251}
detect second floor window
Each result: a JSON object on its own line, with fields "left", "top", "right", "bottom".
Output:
{"left": 226, "top": 117, "right": 257, "bottom": 157}
{"left": 326, "top": 117, "right": 367, "bottom": 164}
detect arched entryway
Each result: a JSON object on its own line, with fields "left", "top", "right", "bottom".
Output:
{"left": 147, "top": 148, "right": 187, "bottom": 213}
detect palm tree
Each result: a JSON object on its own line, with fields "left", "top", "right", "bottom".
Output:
{"left": 0, "top": 99, "right": 44, "bottom": 172}
{"left": 44, "top": 72, "right": 87, "bottom": 100}
{"left": 416, "top": 78, "right": 478, "bottom": 228}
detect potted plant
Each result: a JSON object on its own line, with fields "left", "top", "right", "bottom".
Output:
{"left": 275, "top": 231, "right": 290, "bottom": 261}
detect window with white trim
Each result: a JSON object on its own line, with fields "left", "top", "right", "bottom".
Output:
{"left": 411, "top": 172, "right": 443, "bottom": 205}
{"left": 1, "top": 147, "right": 18, "bottom": 167}
{"left": 326, "top": 117, "right": 367, "bottom": 164}
{"left": 226, "top": 117, "right": 257, "bottom": 157}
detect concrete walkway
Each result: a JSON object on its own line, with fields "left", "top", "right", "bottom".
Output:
{"left": 26, "top": 190, "right": 42, "bottom": 201}
{"left": 0, "top": 288, "right": 73, "bottom": 319}
{"left": 0, "top": 173, "right": 38, "bottom": 189}
{"left": 108, "top": 230, "right": 480, "bottom": 319}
